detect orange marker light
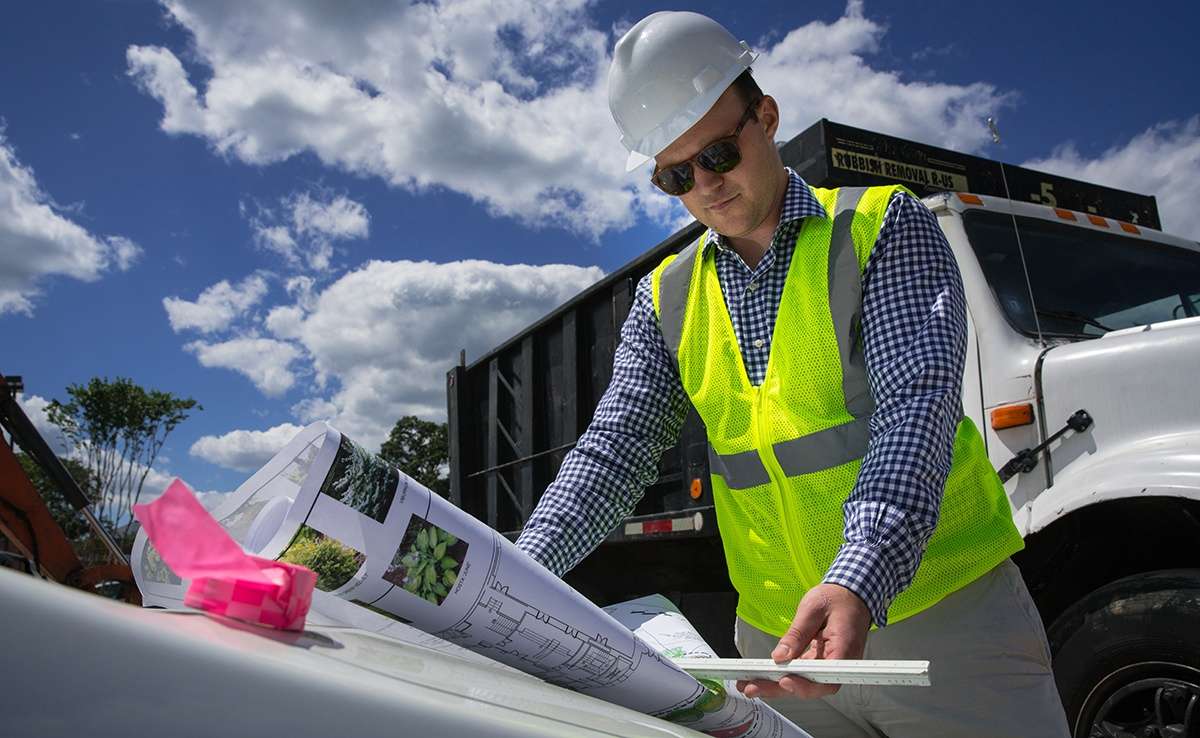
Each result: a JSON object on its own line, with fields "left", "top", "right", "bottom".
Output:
{"left": 689, "top": 478, "right": 703, "bottom": 500}
{"left": 1088, "top": 214, "right": 1109, "bottom": 228}
{"left": 957, "top": 193, "right": 984, "bottom": 205}
{"left": 1119, "top": 222, "right": 1140, "bottom": 234}
{"left": 991, "top": 403, "right": 1035, "bottom": 430}
{"left": 1055, "top": 208, "right": 1077, "bottom": 221}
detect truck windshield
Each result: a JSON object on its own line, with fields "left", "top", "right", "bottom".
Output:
{"left": 964, "top": 210, "right": 1200, "bottom": 338}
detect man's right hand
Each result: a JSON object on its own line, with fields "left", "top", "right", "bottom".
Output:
{"left": 736, "top": 582, "right": 871, "bottom": 700}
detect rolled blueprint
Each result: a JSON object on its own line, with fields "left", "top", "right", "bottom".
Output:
{"left": 132, "top": 421, "right": 811, "bottom": 738}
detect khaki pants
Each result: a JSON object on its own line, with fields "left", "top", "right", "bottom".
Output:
{"left": 734, "top": 559, "right": 1071, "bottom": 737}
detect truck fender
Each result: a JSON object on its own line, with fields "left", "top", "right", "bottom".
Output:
{"left": 1024, "top": 431, "right": 1200, "bottom": 535}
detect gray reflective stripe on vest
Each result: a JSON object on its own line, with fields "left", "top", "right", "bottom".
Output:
{"left": 828, "top": 186, "right": 876, "bottom": 420}
{"left": 708, "top": 445, "right": 770, "bottom": 489}
{"left": 773, "top": 416, "right": 871, "bottom": 476}
{"left": 658, "top": 237, "right": 702, "bottom": 363}
{"left": 764, "top": 186, "right": 875, "bottom": 476}
{"left": 710, "top": 414, "right": 871, "bottom": 486}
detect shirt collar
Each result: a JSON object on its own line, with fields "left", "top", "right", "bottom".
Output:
{"left": 704, "top": 168, "right": 827, "bottom": 256}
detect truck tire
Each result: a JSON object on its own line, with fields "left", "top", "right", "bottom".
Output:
{"left": 1048, "top": 569, "right": 1200, "bottom": 738}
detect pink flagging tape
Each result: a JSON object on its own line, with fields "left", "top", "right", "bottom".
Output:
{"left": 133, "top": 479, "right": 316, "bottom": 631}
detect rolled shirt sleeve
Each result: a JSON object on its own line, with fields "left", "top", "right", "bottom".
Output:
{"left": 821, "top": 192, "right": 968, "bottom": 627}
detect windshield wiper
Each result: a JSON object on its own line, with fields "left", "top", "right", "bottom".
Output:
{"left": 1036, "top": 309, "right": 1116, "bottom": 333}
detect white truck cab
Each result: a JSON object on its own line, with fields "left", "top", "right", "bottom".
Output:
{"left": 931, "top": 191, "right": 1200, "bottom": 736}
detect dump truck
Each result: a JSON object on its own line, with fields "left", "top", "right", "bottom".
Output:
{"left": 446, "top": 119, "right": 1200, "bottom": 737}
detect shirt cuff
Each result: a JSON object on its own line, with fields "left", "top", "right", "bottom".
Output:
{"left": 823, "top": 542, "right": 901, "bottom": 627}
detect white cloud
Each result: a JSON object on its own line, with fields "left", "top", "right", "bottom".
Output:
{"left": 252, "top": 224, "right": 296, "bottom": 263}
{"left": 264, "top": 304, "right": 306, "bottom": 340}
{"left": 756, "top": 1, "right": 1011, "bottom": 152}
{"left": 185, "top": 336, "right": 303, "bottom": 396}
{"left": 271, "top": 259, "right": 603, "bottom": 447}
{"left": 284, "top": 275, "right": 317, "bottom": 311}
{"left": 124, "top": 44, "right": 205, "bottom": 134}
{"left": 163, "top": 274, "right": 270, "bottom": 333}
{"left": 1023, "top": 117, "right": 1200, "bottom": 240}
{"left": 124, "top": 470, "right": 228, "bottom": 512}
{"left": 291, "top": 396, "right": 338, "bottom": 423}
{"left": 190, "top": 421, "right": 306, "bottom": 472}
{"left": 247, "top": 191, "right": 369, "bottom": 271}
{"left": 912, "top": 43, "right": 957, "bottom": 62}
{"left": 108, "top": 236, "right": 143, "bottom": 271}
{"left": 0, "top": 132, "right": 143, "bottom": 315}
{"left": 290, "top": 192, "right": 368, "bottom": 241}
{"left": 126, "top": 1, "right": 1012, "bottom": 238}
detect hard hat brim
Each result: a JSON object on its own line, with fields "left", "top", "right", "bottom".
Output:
{"left": 625, "top": 149, "right": 653, "bottom": 173}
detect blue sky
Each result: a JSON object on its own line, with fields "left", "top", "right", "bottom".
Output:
{"left": 4, "top": 0, "right": 1198, "bottom": 499}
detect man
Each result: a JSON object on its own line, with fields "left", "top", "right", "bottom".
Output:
{"left": 516, "top": 11, "right": 1070, "bottom": 737}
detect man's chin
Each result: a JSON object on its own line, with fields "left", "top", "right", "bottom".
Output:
{"left": 704, "top": 213, "right": 750, "bottom": 239}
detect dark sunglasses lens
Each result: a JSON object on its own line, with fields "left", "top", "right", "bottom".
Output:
{"left": 697, "top": 140, "right": 741, "bottom": 174}
{"left": 653, "top": 164, "right": 694, "bottom": 195}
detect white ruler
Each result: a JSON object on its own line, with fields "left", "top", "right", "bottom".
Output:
{"left": 672, "top": 658, "right": 930, "bottom": 687}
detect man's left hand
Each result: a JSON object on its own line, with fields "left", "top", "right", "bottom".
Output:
{"left": 736, "top": 583, "right": 871, "bottom": 700}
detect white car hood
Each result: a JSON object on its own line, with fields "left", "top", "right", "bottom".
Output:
{"left": 0, "top": 568, "right": 700, "bottom": 738}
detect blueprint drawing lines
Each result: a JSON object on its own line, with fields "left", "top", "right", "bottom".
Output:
{"left": 436, "top": 537, "right": 645, "bottom": 691}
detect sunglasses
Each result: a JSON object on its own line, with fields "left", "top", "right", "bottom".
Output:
{"left": 650, "top": 98, "right": 761, "bottom": 196}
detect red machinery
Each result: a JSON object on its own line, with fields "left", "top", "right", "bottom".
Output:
{"left": 0, "top": 374, "right": 139, "bottom": 603}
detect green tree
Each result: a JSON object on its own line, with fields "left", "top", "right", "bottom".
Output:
{"left": 15, "top": 452, "right": 93, "bottom": 541}
{"left": 379, "top": 416, "right": 449, "bottom": 497}
{"left": 46, "top": 377, "right": 199, "bottom": 551}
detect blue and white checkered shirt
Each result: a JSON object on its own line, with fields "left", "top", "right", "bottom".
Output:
{"left": 516, "top": 169, "right": 967, "bottom": 627}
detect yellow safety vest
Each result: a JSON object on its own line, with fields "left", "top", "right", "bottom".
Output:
{"left": 651, "top": 184, "right": 1024, "bottom": 635}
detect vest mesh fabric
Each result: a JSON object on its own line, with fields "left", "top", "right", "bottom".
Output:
{"left": 653, "top": 185, "right": 1024, "bottom": 635}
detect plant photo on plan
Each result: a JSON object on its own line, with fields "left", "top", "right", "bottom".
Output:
{"left": 319, "top": 435, "right": 401, "bottom": 524}
{"left": 384, "top": 516, "right": 467, "bottom": 606}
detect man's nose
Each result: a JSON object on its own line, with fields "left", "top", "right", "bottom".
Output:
{"left": 692, "top": 163, "right": 724, "bottom": 193}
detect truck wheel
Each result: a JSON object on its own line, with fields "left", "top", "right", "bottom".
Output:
{"left": 1048, "top": 569, "right": 1200, "bottom": 738}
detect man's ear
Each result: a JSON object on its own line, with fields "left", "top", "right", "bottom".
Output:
{"left": 757, "top": 95, "right": 781, "bottom": 140}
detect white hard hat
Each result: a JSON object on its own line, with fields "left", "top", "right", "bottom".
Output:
{"left": 608, "top": 11, "right": 757, "bottom": 172}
